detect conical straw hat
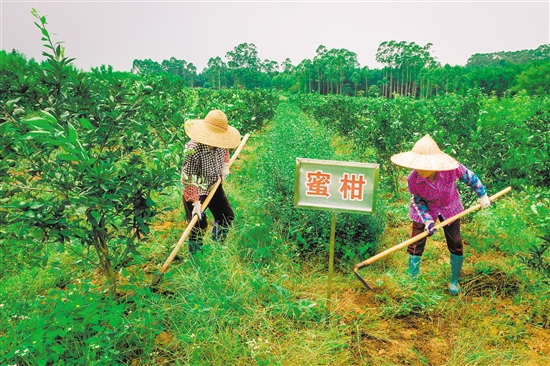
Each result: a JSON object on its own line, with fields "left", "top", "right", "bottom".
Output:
{"left": 184, "top": 110, "right": 241, "bottom": 149}
{"left": 390, "top": 134, "right": 459, "bottom": 171}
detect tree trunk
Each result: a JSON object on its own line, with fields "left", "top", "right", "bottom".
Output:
{"left": 100, "top": 246, "right": 117, "bottom": 299}
{"left": 93, "top": 220, "right": 117, "bottom": 298}
{"left": 401, "top": 69, "right": 405, "bottom": 96}
{"left": 389, "top": 70, "right": 394, "bottom": 98}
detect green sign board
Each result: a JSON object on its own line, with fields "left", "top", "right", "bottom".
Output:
{"left": 294, "top": 158, "right": 379, "bottom": 214}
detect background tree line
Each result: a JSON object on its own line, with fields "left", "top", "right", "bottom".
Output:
{"left": 130, "top": 41, "right": 550, "bottom": 98}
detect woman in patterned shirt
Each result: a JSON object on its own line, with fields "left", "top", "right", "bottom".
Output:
{"left": 391, "top": 134, "right": 491, "bottom": 295}
{"left": 181, "top": 110, "right": 241, "bottom": 254}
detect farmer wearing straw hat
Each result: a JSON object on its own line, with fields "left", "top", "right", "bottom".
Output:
{"left": 181, "top": 110, "right": 241, "bottom": 254}
{"left": 390, "top": 134, "right": 491, "bottom": 295}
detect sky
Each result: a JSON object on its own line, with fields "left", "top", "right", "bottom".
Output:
{"left": 1, "top": 0, "right": 549, "bottom": 73}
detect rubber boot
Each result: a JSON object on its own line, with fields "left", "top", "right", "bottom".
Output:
{"left": 211, "top": 220, "right": 218, "bottom": 240}
{"left": 188, "top": 240, "right": 203, "bottom": 255}
{"left": 449, "top": 253, "right": 464, "bottom": 295}
{"left": 211, "top": 221, "right": 229, "bottom": 242}
{"left": 408, "top": 255, "right": 421, "bottom": 280}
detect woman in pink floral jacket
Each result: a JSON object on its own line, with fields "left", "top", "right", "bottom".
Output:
{"left": 391, "top": 134, "right": 491, "bottom": 295}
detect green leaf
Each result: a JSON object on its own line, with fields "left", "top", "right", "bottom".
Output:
{"left": 25, "top": 130, "right": 52, "bottom": 138}
{"left": 29, "top": 227, "right": 44, "bottom": 239}
{"left": 61, "top": 57, "right": 76, "bottom": 65}
{"left": 67, "top": 122, "right": 78, "bottom": 143}
{"left": 76, "top": 139, "right": 89, "bottom": 160}
{"left": 41, "top": 254, "right": 49, "bottom": 267}
{"left": 25, "top": 116, "right": 53, "bottom": 130}
{"left": 58, "top": 154, "right": 81, "bottom": 162}
{"left": 73, "top": 228, "right": 87, "bottom": 238}
{"left": 79, "top": 118, "right": 94, "bottom": 130}
{"left": 90, "top": 210, "right": 102, "bottom": 223}
{"left": 29, "top": 202, "right": 45, "bottom": 210}
{"left": 41, "top": 110, "right": 58, "bottom": 124}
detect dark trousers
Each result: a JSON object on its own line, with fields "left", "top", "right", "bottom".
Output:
{"left": 183, "top": 184, "right": 234, "bottom": 242}
{"left": 407, "top": 215, "right": 463, "bottom": 256}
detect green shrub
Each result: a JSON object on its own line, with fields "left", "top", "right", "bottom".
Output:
{"left": 242, "top": 99, "right": 386, "bottom": 263}
{"left": 0, "top": 281, "right": 163, "bottom": 365}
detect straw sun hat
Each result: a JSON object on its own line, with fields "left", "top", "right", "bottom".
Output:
{"left": 390, "top": 134, "right": 459, "bottom": 171}
{"left": 184, "top": 110, "right": 241, "bottom": 149}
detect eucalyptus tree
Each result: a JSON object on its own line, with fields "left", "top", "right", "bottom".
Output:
{"left": 313, "top": 45, "right": 328, "bottom": 94}
{"left": 377, "top": 40, "right": 437, "bottom": 98}
{"left": 350, "top": 71, "right": 361, "bottom": 95}
{"left": 261, "top": 59, "right": 279, "bottom": 87}
{"left": 334, "top": 48, "right": 359, "bottom": 94}
{"left": 376, "top": 41, "right": 399, "bottom": 97}
{"left": 130, "top": 60, "right": 143, "bottom": 74}
{"left": 417, "top": 55, "right": 440, "bottom": 98}
{"left": 131, "top": 59, "right": 163, "bottom": 75}
{"left": 186, "top": 62, "right": 197, "bottom": 87}
{"left": 281, "top": 58, "right": 294, "bottom": 74}
{"left": 204, "top": 56, "right": 227, "bottom": 89}
{"left": 405, "top": 43, "right": 426, "bottom": 97}
{"left": 323, "top": 48, "right": 354, "bottom": 94}
{"left": 294, "top": 58, "right": 313, "bottom": 93}
{"left": 271, "top": 58, "right": 295, "bottom": 91}
{"left": 226, "top": 42, "right": 262, "bottom": 88}
{"left": 161, "top": 57, "right": 187, "bottom": 78}
{"left": 399, "top": 42, "right": 436, "bottom": 97}
{"left": 419, "top": 43, "right": 438, "bottom": 96}
{"left": 262, "top": 59, "right": 279, "bottom": 75}
{"left": 313, "top": 46, "right": 358, "bottom": 95}
{"left": 395, "top": 41, "right": 407, "bottom": 95}
{"left": 360, "top": 65, "right": 370, "bottom": 95}
{"left": 323, "top": 48, "right": 339, "bottom": 93}
{"left": 323, "top": 48, "right": 340, "bottom": 94}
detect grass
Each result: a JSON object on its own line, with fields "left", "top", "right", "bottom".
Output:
{"left": 1, "top": 98, "right": 550, "bottom": 365}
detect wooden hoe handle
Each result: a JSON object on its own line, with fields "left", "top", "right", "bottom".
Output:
{"left": 354, "top": 186, "right": 512, "bottom": 271}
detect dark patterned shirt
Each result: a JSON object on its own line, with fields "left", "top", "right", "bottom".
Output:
{"left": 181, "top": 140, "right": 229, "bottom": 202}
{"left": 408, "top": 163, "right": 487, "bottom": 224}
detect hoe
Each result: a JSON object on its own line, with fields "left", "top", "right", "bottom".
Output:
{"left": 353, "top": 186, "right": 512, "bottom": 290}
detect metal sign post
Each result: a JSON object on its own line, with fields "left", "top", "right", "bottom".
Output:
{"left": 327, "top": 212, "right": 336, "bottom": 305}
{"left": 294, "top": 158, "right": 379, "bottom": 307}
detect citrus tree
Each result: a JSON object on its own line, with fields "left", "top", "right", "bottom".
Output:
{"left": 1, "top": 9, "right": 181, "bottom": 297}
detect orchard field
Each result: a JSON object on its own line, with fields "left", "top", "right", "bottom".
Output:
{"left": 1, "top": 11, "right": 550, "bottom": 366}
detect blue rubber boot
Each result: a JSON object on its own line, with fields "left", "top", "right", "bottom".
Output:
{"left": 408, "top": 255, "right": 421, "bottom": 280}
{"left": 449, "top": 253, "right": 464, "bottom": 295}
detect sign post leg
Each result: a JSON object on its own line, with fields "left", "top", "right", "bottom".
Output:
{"left": 327, "top": 212, "right": 336, "bottom": 309}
